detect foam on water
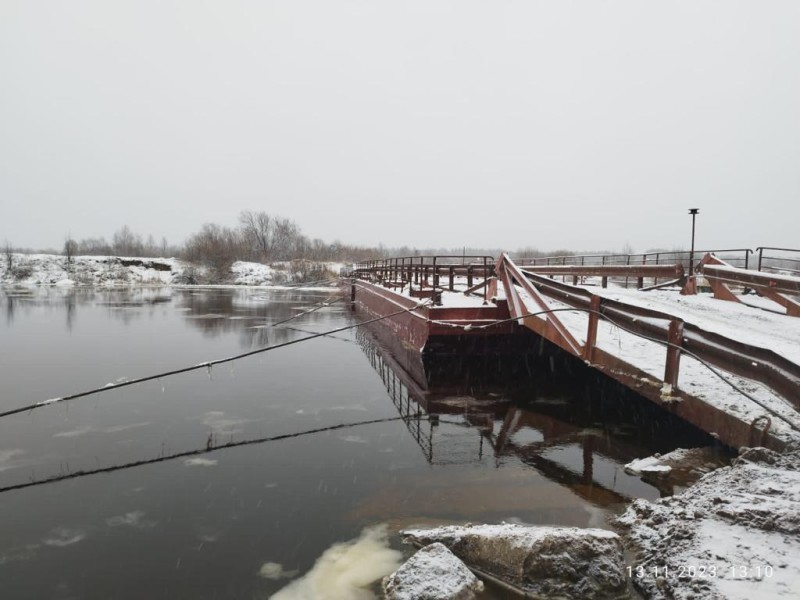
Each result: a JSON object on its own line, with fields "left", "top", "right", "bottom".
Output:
{"left": 270, "top": 525, "right": 402, "bottom": 600}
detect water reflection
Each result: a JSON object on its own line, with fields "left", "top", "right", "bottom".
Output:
{"left": 356, "top": 325, "right": 728, "bottom": 505}
{"left": 1, "top": 286, "right": 340, "bottom": 346}
{"left": 173, "top": 288, "right": 340, "bottom": 348}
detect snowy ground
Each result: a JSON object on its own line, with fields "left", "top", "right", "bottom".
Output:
{"left": 0, "top": 254, "right": 340, "bottom": 287}
{"left": 617, "top": 447, "right": 800, "bottom": 600}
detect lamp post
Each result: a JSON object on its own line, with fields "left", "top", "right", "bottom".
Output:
{"left": 688, "top": 208, "right": 699, "bottom": 273}
{"left": 681, "top": 208, "right": 700, "bottom": 295}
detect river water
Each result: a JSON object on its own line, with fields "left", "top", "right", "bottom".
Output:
{"left": 0, "top": 287, "right": 719, "bottom": 599}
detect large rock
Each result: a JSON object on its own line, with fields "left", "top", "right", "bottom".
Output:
{"left": 383, "top": 542, "right": 484, "bottom": 600}
{"left": 402, "top": 524, "right": 627, "bottom": 599}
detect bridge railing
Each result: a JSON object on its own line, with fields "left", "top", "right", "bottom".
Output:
{"left": 514, "top": 248, "right": 754, "bottom": 271}
{"left": 756, "top": 247, "right": 800, "bottom": 277}
{"left": 494, "top": 255, "right": 799, "bottom": 450}
{"left": 351, "top": 255, "right": 496, "bottom": 300}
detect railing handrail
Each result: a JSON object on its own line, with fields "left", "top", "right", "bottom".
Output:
{"left": 512, "top": 263, "right": 800, "bottom": 416}
{"left": 514, "top": 248, "right": 753, "bottom": 263}
{"left": 755, "top": 246, "right": 800, "bottom": 253}
{"left": 353, "top": 255, "right": 495, "bottom": 270}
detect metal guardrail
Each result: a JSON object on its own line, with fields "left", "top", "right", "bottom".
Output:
{"left": 514, "top": 266, "right": 800, "bottom": 412}
{"left": 521, "top": 264, "right": 684, "bottom": 289}
{"left": 756, "top": 247, "right": 800, "bottom": 277}
{"left": 514, "top": 249, "right": 754, "bottom": 270}
{"left": 491, "top": 255, "right": 798, "bottom": 450}
{"left": 352, "top": 255, "right": 495, "bottom": 300}
{"left": 698, "top": 253, "right": 800, "bottom": 317}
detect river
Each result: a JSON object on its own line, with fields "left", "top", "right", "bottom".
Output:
{"left": 0, "top": 286, "right": 720, "bottom": 599}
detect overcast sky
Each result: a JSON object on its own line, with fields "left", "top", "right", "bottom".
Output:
{"left": 1, "top": 0, "right": 798, "bottom": 253}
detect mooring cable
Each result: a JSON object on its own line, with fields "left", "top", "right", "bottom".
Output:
{"left": 268, "top": 294, "right": 343, "bottom": 328}
{"left": 0, "top": 415, "right": 409, "bottom": 494}
{"left": 0, "top": 297, "right": 431, "bottom": 421}
{"left": 428, "top": 306, "right": 800, "bottom": 433}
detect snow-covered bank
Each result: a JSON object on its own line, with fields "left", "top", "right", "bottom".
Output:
{"left": 0, "top": 254, "right": 341, "bottom": 287}
{"left": 617, "top": 447, "right": 800, "bottom": 599}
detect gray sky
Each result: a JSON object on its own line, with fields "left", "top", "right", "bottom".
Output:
{"left": 1, "top": 0, "right": 798, "bottom": 253}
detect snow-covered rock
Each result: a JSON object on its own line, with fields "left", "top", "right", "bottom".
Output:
{"left": 383, "top": 542, "right": 483, "bottom": 600}
{"left": 402, "top": 523, "right": 626, "bottom": 599}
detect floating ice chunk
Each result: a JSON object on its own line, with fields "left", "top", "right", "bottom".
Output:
{"left": 258, "top": 562, "right": 299, "bottom": 580}
{"left": 184, "top": 457, "right": 218, "bottom": 467}
{"left": 624, "top": 455, "right": 672, "bottom": 475}
{"left": 43, "top": 528, "right": 86, "bottom": 547}
{"left": 106, "top": 510, "right": 155, "bottom": 529}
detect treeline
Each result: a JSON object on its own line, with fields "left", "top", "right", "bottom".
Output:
{"left": 8, "top": 212, "right": 391, "bottom": 275}
{"left": 8, "top": 211, "right": 637, "bottom": 276}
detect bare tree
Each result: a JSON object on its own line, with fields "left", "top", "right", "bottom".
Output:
{"left": 272, "top": 217, "right": 300, "bottom": 261}
{"left": 112, "top": 226, "right": 143, "bottom": 256}
{"left": 238, "top": 210, "right": 273, "bottom": 261}
{"left": 3, "top": 240, "right": 12, "bottom": 273}
{"left": 77, "top": 237, "right": 111, "bottom": 255}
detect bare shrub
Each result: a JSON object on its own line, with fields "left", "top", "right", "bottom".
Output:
{"left": 183, "top": 224, "right": 244, "bottom": 282}
{"left": 10, "top": 260, "right": 33, "bottom": 280}
{"left": 288, "top": 259, "right": 336, "bottom": 284}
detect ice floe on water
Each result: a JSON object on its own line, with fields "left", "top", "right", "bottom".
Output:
{"left": 340, "top": 435, "right": 368, "bottom": 444}
{"left": 53, "top": 425, "right": 93, "bottom": 438}
{"left": 52, "top": 422, "right": 152, "bottom": 438}
{"left": 184, "top": 457, "right": 218, "bottom": 467}
{"left": 270, "top": 525, "right": 402, "bottom": 600}
{"left": 106, "top": 510, "right": 155, "bottom": 529}
{"left": 200, "top": 410, "right": 255, "bottom": 435}
{"left": 0, "top": 448, "right": 26, "bottom": 472}
{"left": 258, "top": 562, "right": 299, "bottom": 580}
{"left": 43, "top": 528, "right": 86, "bottom": 547}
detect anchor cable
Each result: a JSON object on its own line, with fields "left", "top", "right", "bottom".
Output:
{"left": 0, "top": 415, "right": 409, "bottom": 494}
{"left": 0, "top": 296, "right": 431, "bottom": 420}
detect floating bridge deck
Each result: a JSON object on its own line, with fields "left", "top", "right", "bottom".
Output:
{"left": 348, "top": 249, "right": 800, "bottom": 452}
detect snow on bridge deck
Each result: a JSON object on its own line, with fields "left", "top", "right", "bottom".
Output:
{"left": 509, "top": 281, "right": 800, "bottom": 447}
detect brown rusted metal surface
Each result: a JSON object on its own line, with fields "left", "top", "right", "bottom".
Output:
{"left": 353, "top": 256, "right": 495, "bottom": 291}
{"left": 510, "top": 260, "right": 800, "bottom": 449}
{"left": 524, "top": 264, "right": 684, "bottom": 280}
{"left": 519, "top": 268, "right": 800, "bottom": 413}
{"left": 497, "top": 254, "right": 582, "bottom": 355}
{"left": 583, "top": 295, "right": 601, "bottom": 362}
{"left": 351, "top": 278, "right": 515, "bottom": 352}
{"left": 702, "top": 263, "right": 800, "bottom": 294}
{"left": 698, "top": 253, "right": 800, "bottom": 316}
{"left": 663, "top": 319, "right": 684, "bottom": 389}
{"left": 589, "top": 347, "right": 787, "bottom": 452}
{"left": 349, "top": 255, "right": 799, "bottom": 450}
{"left": 352, "top": 280, "right": 430, "bottom": 351}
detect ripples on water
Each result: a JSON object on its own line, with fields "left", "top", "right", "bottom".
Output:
{"left": 0, "top": 287, "right": 726, "bottom": 599}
